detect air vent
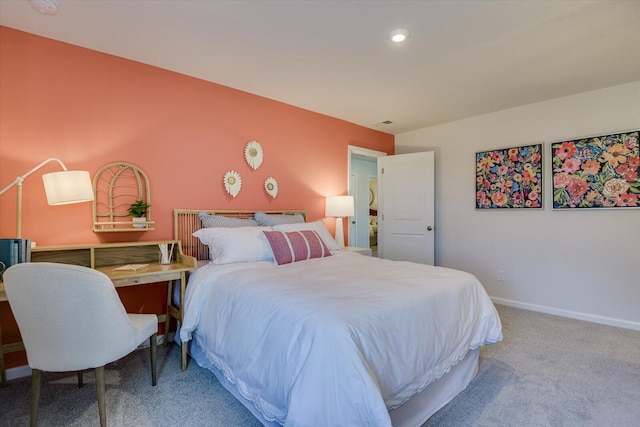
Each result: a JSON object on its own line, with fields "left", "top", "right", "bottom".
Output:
{"left": 373, "top": 120, "right": 393, "bottom": 127}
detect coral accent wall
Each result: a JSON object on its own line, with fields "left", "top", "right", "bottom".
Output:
{"left": 0, "top": 27, "right": 394, "bottom": 370}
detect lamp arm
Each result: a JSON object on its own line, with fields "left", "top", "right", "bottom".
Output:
{"left": 0, "top": 158, "right": 68, "bottom": 196}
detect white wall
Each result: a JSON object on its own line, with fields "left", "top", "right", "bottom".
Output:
{"left": 396, "top": 81, "right": 640, "bottom": 329}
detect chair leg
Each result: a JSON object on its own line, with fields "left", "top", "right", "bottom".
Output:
{"left": 77, "top": 370, "right": 84, "bottom": 388}
{"left": 95, "top": 366, "right": 106, "bottom": 427}
{"left": 30, "top": 368, "right": 41, "bottom": 427}
{"left": 150, "top": 333, "right": 157, "bottom": 386}
{"left": 181, "top": 340, "right": 188, "bottom": 371}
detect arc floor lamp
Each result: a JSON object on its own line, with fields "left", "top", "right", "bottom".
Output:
{"left": 0, "top": 158, "right": 94, "bottom": 238}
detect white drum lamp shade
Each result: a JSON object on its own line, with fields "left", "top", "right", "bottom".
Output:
{"left": 42, "top": 171, "right": 94, "bottom": 205}
{"left": 325, "top": 196, "right": 354, "bottom": 248}
{"left": 0, "top": 158, "right": 94, "bottom": 237}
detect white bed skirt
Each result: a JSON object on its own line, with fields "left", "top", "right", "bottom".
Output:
{"left": 389, "top": 347, "right": 479, "bottom": 426}
{"left": 185, "top": 334, "right": 479, "bottom": 426}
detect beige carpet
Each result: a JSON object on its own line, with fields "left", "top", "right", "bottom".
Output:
{"left": 425, "top": 305, "right": 640, "bottom": 426}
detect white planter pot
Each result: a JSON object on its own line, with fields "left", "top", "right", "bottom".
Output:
{"left": 132, "top": 217, "right": 146, "bottom": 229}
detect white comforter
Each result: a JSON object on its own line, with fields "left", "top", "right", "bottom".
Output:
{"left": 180, "top": 252, "right": 502, "bottom": 427}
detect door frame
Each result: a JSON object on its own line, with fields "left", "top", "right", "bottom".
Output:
{"left": 347, "top": 145, "right": 386, "bottom": 248}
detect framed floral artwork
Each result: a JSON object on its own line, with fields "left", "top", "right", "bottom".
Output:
{"left": 552, "top": 130, "right": 639, "bottom": 209}
{"left": 476, "top": 144, "right": 543, "bottom": 209}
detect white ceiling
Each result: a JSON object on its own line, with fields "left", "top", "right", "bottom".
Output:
{"left": 2, "top": 0, "right": 640, "bottom": 135}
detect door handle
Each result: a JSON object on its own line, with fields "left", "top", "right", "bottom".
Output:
{"left": 427, "top": 226, "right": 433, "bottom": 231}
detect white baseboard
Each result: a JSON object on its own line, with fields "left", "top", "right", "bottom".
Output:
{"left": 492, "top": 297, "right": 640, "bottom": 331}
{"left": 4, "top": 332, "right": 175, "bottom": 382}
{"left": 6, "top": 364, "right": 31, "bottom": 381}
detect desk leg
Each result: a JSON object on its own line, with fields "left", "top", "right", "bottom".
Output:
{"left": 0, "top": 316, "right": 7, "bottom": 387}
{"left": 179, "top": 271, "right": 188, "bottom": 371}
{"left": 165, "top": 272, "right": 189, "bottom": 371}
{"left": 163, "top": 280, "right": 172, "bottom": 348}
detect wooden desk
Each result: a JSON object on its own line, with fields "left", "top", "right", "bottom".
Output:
{"left": 0, "top": 240, "right": 196, "bottom": 387}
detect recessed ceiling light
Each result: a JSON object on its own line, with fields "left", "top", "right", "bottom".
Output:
{"left": 389, "top": 29, "right": 409, "bottom": 43}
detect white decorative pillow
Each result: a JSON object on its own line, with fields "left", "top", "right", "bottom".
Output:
{"left": 198, "top": 211, "right": 258, "bottom": 228}
{"left": 263, "top": 230, "right": 332, "bottom": 265}
{"left": 255, "top": 211, "right": 305, "bottom": 226}
{"left": 272, "top": 220, "right": 340, "bottom": 251}
{"left": 192, "top": 226, "right": 273, "bottom": 264}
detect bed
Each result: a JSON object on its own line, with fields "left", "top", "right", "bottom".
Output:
{"left": 174, "top": 209, "right": 502, "bottom": 427}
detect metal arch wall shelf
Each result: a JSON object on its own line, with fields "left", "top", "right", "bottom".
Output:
{"left": 92, "top": 161, "right": 155, "bottom": 232}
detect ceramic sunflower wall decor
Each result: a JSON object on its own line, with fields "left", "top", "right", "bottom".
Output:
{"left": 223, "top": 170, "right": 242, "bottom": 198}
{"left": 264, "top": 177, "right": 278, "bottom": 198}
{"left": 244, "top": 140, "right": 264, "bottom": 170}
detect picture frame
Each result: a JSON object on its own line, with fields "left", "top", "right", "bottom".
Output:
{"left": 551, "top": 130, "right": 639, "bottom": 209}
{"left": 476, "top": 143, "right": 543, "bottom": 209}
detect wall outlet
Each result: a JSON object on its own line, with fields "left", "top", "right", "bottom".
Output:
{"left": 497, "top": 270, "right": 505, "bottom": 281}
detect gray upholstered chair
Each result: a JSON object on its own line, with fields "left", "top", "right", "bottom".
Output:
{"left": 3, "top": 262, "right": 158, "bottom": 427}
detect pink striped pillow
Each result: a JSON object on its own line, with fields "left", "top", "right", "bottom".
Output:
{"left": 263, "top": 230, "right": 332, "bottom": 265}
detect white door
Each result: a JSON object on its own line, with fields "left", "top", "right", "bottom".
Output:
{"left": 378, "top": 151, "right": 435, "bottom": 264}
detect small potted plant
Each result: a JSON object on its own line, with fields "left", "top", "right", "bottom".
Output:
{"left": 128, "top": 199, "right": 150, "bottom": 228}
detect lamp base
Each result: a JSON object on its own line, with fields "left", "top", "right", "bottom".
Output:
{"left": 334, "top": 217, "right": 345, "bottom": 248}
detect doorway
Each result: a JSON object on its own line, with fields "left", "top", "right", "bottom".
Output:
{"left": 347, "top": 146, "right": 386, "bottom": 253}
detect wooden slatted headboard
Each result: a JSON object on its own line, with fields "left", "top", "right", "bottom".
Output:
{"left": 174, "top": 209, "right": 307, "bottom": 260}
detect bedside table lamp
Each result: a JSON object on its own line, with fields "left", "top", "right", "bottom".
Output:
{"left": 0, "top": 158, "right": 94, "bottom": 237}
{"left": 325, "top": 195, "right": 354, "bottom": 248}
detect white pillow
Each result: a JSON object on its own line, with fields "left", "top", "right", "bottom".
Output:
{"left": 272, "top": 220, "right": 340, "bottom": 251}
{"left": 192, "top": 226, "right": 273, "bottom": 264}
